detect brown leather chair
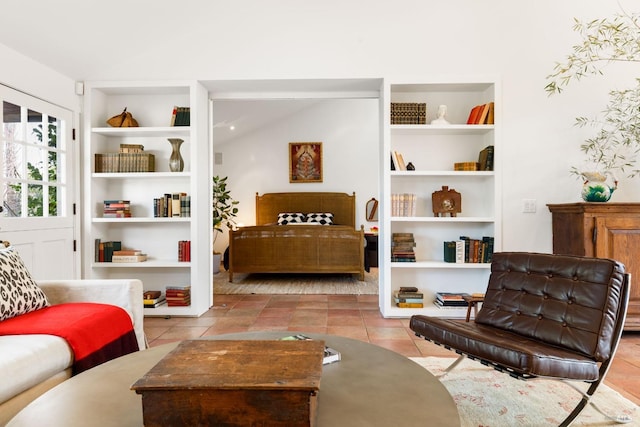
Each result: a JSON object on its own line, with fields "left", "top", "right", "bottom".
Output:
{"left": 410, "top": 252, "right": 631, "bottom": 426}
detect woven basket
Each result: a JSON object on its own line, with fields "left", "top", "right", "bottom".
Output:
{"left": 106, "top": 108, "right": 139, "bottom": 127}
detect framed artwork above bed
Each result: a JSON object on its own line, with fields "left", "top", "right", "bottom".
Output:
{"left": 289, "top": 142, "right": 322, "bottom": 183}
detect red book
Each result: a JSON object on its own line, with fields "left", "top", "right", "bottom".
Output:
{"left": 466, "top": 105, "right": 483, "bottom": 124}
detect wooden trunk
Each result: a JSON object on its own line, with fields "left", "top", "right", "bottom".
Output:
{"left": 131, "top": 340, "right": 324, "bottom": 427}
{"left": 547, "top": 202, "right": 640, "bottom": 331}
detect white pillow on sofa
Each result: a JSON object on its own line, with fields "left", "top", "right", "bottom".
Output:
{"left": 0, "top": 246, "right": 49, "bottom": 321}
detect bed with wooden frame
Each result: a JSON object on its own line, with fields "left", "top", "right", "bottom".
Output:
{"left": 228, "top": 192, "right": 365, "bottom": 282}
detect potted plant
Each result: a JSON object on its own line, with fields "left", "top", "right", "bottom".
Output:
{"left": 212, "top": 175, "right": 239, "bottom": 272}
{"left": 546, "top": 9, "right": 640, "bottom": 200}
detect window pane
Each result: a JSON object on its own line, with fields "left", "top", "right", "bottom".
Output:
{"left": 2, "top": 140, "right": 22, "bottom": 179}
{"left": 48, "top": 116, "right": 58, "bottom": 149}
{"left": 48, "top": 185, "right": 57, "bottom": 216}
{"left": 2, "top": 101, "right": 23, "bottom": 140}
{"left": 27, "top": 109, "right": 43, "bottom": 145}
{"left": 49, "top": 150, "right": 58, "bottom": 183}
{"left": 27, "top": 183, "right": 42, "bottom": 217}
{"left": 26, "top": 145, "right": 45, "bottom": 181}
{"left": 2, "top": 181, "right": 21, "bottom": 217}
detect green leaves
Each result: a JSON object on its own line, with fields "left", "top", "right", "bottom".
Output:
{"left": 546, "top": 10, "right": 640, "bottom": 178}
{"left": 212, "top": 175, "right": 239, "bottom": 234}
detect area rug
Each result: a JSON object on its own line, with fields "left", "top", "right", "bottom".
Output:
{"left": 213, "top": 269, "right": 379, "bottom": 295}
{"left": 409, "top": 357, "right": 638, "bottom": 426}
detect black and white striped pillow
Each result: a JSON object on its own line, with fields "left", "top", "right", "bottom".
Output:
{"left": 306, "top": 212, "right": 334, "bottom": 225}
{"left": 277, "top": 212, "right": 306, "bottom": 225}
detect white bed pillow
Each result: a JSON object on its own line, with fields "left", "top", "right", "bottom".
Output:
{"left": 277, "top": 212, "right": 306, "bottom": 225}
{"left": 306, "top": 213, "right": 334, "bottom": 225}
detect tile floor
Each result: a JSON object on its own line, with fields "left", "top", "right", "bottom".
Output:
{"left": 144, "top": 293, "right": 640, "bottom": 406}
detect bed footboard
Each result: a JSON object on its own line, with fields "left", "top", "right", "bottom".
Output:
{"left": 228, "top": 225, "right": 365, "bottom": 282}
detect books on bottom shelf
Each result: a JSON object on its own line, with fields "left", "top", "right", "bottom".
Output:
{"left": 393, "top": 287, "right": 423, "bottom": 308}
{"left": 112, "top": 253, "right": 147, "bottom": 263}
{"left": 434, "top": 292, "right": 471, "bottom": 308}
{"left": 166, "top": 285, "right": 191, "bottom": 307}
{"left": 143, "top": 290, "right": 166, "bottom": 308}
{"left": 281, "top": 334, "right": 341, "bottom": 365}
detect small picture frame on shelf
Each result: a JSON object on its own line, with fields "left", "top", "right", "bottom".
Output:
{"left": 289, "top": 142, "right": 323, "bottom": 183}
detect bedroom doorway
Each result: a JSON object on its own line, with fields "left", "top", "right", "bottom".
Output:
{"left": 206, "top": 78, "right": 382, "bottom": 295}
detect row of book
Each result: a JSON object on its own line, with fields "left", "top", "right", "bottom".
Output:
{"left": 391, "top": 232, "right": 416, "bottom": 262}
{"left": 443, "top": 236, "right": 494, "bottom": 264}
{"left": 103, "top": 200, "right": 131, "bottom": 218}
{"left": 391, "top": 193, "right": 417, "bottom": 217}
{"left": 394, "top": 287, "right": 423, "bottom": 308}
{"left": 95, "top": 153, "right": 155, "bottom": 173}
{"left": 95, "top": 143, "right": 155, "bottom": 173}
{"left": 466, "top": 102, "right": 495, "bottom": 125}
{"left": 153, "top": 193, "right": 191, "bottom": 217}
{"left": 170, "top": 106, "right": 190, "bottom": 127}
{"left": 390, "top": 150, "right": 409, "bottom": 170}
{"left": 94, "top": 239, "right": 147, "bottom": 262}
{"left": 390, "top": 102, "right": 426, "bottom": 125}
{"left": 178, "top": 240, "right": 191, "bottom": 262}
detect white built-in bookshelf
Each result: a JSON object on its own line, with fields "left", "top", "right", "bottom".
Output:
{"left": 82, "top": 81, "right": 211, "bottom": 317}
{"left": 380, "top": 77, "right": 502, "bottom": 317}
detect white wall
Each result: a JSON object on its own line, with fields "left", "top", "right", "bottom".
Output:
{"left": 0, "top": 44, "right": 78, "bottom": 111}
{"left": 212, "top": 98, "right": 379, "bottom": 252}
{"left": 3, "top": 0, "right": 639, "bottom": 256}
{"left": 90, "top": 0, "right": 640, "bottom": 255}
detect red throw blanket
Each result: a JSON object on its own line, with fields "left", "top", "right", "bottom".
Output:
{"left": 0, "top": 302, "right": 139, "bottom": 374}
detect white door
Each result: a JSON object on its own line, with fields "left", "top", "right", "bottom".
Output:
{"left": 0, "top": 85, "right": 77, "bottom": 280}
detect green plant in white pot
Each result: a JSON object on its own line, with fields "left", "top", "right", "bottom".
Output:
{"left": 546, "top": 9, "right": 640, "bottom": 201}
{"left": 212, "top": 175, "right": 239, "bottom": 271}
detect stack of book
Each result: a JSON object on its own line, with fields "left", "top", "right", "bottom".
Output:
{"left": 103, "top": 200, "right": 131, "bottom": 218}
{"left": 434, "top": 292, "right": 470, "bottom": 308}
{"left": 391, "top": 233, "right": 416, "bottom": 262}
{"left": 143, "top": 290, "right": 166, "bottom": 308}
{"left": 453, "top": 161, "right": 480, "bottom": 171}
{"left": 394, "top": 287, "right": 424, "bottom": 308}
{"left": 281, "top": 334, "right": 341, "bottom": 365}
{"left": 166, "top": 285, "right": 191, "bottom": 306}
{"left": 112, "top": 249, "right": 147, "bottom": 263}
{"left": 153, "top": 192, "right": 190, "bottom": 218}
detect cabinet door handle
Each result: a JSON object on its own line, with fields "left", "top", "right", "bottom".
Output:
{"left": 592, "top": 227, "right": 597, "bottom": 244}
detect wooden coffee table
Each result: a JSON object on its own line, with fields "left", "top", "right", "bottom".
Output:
{"left": 8, "top": 332, "right": 460, "bottom": 427}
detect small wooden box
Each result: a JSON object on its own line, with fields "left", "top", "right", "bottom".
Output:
{"left": 131, "top": 340, "right": 324, "bottom": 427}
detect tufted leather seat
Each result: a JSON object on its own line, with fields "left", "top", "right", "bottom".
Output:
{"left": 410, "top": 252, "right": 630, "bottom": 426}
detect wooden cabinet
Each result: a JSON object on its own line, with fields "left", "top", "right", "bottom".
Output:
{"left": 547, "top": 203, "right": 640, "bottom": 330}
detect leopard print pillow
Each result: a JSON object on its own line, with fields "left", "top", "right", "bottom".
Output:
{"left": 0, "top": 246, "right": 49, "bottom": 321}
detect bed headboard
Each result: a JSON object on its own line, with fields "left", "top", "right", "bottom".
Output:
{"left": 255, "top": 192, "right": 357, "bottom": 227}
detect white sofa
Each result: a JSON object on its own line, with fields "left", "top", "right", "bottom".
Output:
{"left": 0, "top": 279, "right": 145, "bottom": 426}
